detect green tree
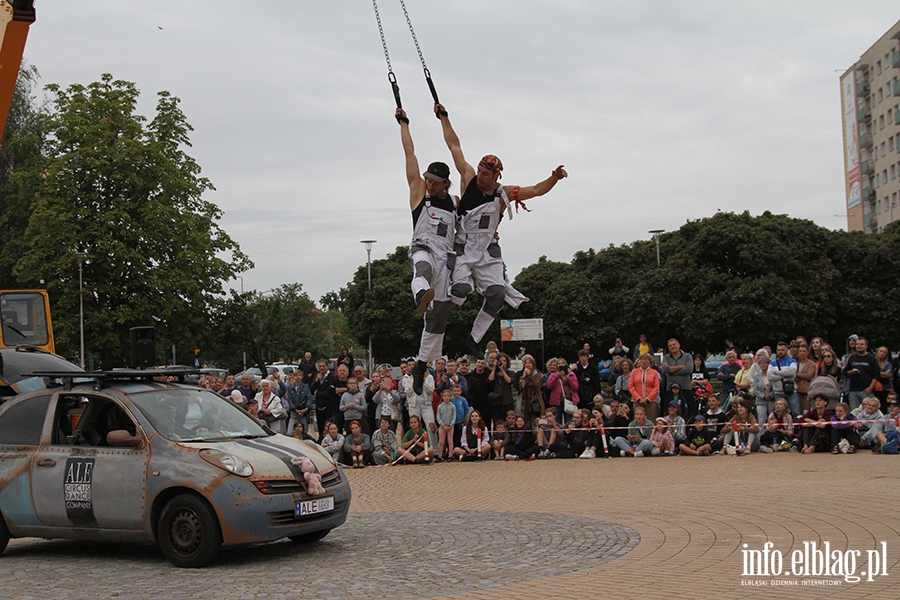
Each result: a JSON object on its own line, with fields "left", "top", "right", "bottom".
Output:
{"left": 514, "top": 211, "right": 900, "bottom": 358}
{"left": 0, "top": 63, "right": 47, "bottom": 286}
{"left": 12, "top": 74, "right": 252, "bottom": 366}
{"left": 206, "top": 284, "right": 330, "bottom": 373}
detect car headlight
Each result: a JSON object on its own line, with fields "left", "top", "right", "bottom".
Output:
{"left": 200, "top": 449, "right": 253, "bottom": 477}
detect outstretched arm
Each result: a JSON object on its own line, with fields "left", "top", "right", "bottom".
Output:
{"left": 504, "top": 166, "right": 568, "bottom": 202}
{"left": 435, "top": 103, "right": 475, "bottom": 190}
{"left": 398, "top": 108, "right": 426, "bottom": 211}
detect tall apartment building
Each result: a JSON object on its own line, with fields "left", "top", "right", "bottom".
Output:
{"left": 840, "top": 19, "right": 900, "bottom": 233}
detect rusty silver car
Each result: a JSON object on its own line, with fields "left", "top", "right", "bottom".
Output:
{"left": 0, "top": 369, "right": 350, "bottom": 567}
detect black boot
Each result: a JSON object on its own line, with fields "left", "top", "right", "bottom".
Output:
{"left": 466, "top": 334, "right": 484, "bottom": 360}
{"left": 412, "top": 360, "right": 427, "bottom": 395}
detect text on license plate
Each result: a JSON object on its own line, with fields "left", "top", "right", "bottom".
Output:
{"left": 295, "top": 496, "right": 334, "bottom": 517}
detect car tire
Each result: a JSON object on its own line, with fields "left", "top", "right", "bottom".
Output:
{"left": 288, "top": 528, "right": 331, "bottom": 544}
{"left": 0, "top": 513, "right": 9, "bottom": 555}
{"left": 158, "top": 494, "right": 222, "bottom": 568}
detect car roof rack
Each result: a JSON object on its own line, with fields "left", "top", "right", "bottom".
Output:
{"left": 26, "top": 368, "right": 200, "bottom": 391}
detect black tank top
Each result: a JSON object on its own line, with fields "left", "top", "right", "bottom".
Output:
{"left": 458, "top": 178, "right": 502, "bottom": 220}
{"left": 412, "top": 194, "right": 455, "bottom": 227}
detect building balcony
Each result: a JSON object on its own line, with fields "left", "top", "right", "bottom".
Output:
{"left": 862, "top": 160, "right": 874, "bottom": 175}
{"left": 863, "top": 185, "right": 876, "bottom": 200}
{"left": 894, "top": 80, "right": 900, "bottom": 96}
{"left": 858, "top": 82, "right": 870, "bottom": 95}
{"left": 860, "top": 132, "right": 873, "bottom": 148}
{"left": 894, "top": 51, "right": 900, "bottom": 68}
{"left": 864, "top": 213, "right": 877, "bottom": 229}
{"left": 858, "top": 107, "right": 871, "bottom": 121}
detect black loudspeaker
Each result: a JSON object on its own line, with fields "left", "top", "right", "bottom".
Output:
{"left": 130, "top": 326, "right": 156, "bottom": 368}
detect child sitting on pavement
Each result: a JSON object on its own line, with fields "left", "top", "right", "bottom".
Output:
{"left": 679, "top": 415, "right": 714, "bottom": 456}
{"left": 650, "top": 417, "right": 675, "bottom": 456}
{"left": 490, "top": 421, "right": 510, "bottom": 460}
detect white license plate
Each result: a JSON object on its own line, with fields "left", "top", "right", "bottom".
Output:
{"left": 295, "top": 496, "right": 334, "bottom": 517}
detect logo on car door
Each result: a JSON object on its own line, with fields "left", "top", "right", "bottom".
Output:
{"left": 64, "top": 457, "right": 97, "bottom": 526}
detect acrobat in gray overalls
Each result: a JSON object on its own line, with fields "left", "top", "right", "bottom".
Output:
{"left": 410, "top": 193, "right": 456, "bottom": 363}
{"left": 451, "top": 179, "right": 528, "bottom": 351}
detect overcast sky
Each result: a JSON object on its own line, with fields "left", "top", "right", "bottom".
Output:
{"left": 22, "top": 1, "right": 900, "bottom": 304}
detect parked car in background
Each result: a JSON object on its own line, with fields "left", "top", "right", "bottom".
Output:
{"left": 235, "top": 366, "right": 277, "bottom": 380}
{"left": 0, "top": 346, "right": 82, "bottom": 400}
{"left": 705, "top": 354, "right": 727, "bottom": 378}
{"left": 269, "top": 363, "right": 300, "bottom": 379}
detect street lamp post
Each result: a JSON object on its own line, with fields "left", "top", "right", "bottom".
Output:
{"left": 361, "top": 240, "right": 377, "bottom": 376}
{"left": 649, "top": 230, "right": 664, "bottom": 267}
{"left": 75, "top": 252, "right": 86, "bottom": 369}
{"left": 236, "top": 275, "right": 245, "bottom": 370}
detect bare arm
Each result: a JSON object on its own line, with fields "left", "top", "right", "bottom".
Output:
{"left": 435, "top": 103, "right": 475, "bottom": 189}
{"left": 503, "top": 166, "right": 567, "bottom": 203}
{"left": 398, "top": 108, "right": 426, "bottom": 211}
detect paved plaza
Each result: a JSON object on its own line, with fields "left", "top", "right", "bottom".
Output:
{"left": 2, "top": 452, "right": 899, "bottom": 599}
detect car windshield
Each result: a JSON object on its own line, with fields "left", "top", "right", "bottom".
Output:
{"left": 130, "top": 389, "right": 269, "bottom": 442}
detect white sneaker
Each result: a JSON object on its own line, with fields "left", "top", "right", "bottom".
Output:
{"left": 634, "top": 450, "right": 644, "bottom": 457}
{"left": 724, "top": 444, "right": 736, "bottom": 456}
{"left": 620, "top": 450, "right": 627, "bottom": 457}
{"left": 579, "top": 448, "right": 596, "bottom": 459}
{"left": 761, "top": 445, "right": 774, "bottom": 453}
{"left": 838, "top": 439, "right": 850, "bottom": 454}
{"left": 651, "top": 447, "right": 661, "bottom": 456}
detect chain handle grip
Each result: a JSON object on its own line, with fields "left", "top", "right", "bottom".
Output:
{"left": 424, "top": 68, "right": 444, "bottom": 118}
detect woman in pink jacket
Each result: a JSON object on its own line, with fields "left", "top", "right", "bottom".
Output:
{"left": 629, "top": 352, "right": 661, "bottom": 421}
{"left": 546, "top": 357, "right": 580, "bottom": 426}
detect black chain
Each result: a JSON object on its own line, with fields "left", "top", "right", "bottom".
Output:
{"left": 372, "top": 0, "right": 393, "bottom": 73}
{"left": 399, "top": 0, "right": 426, "bottom": 70}
{"left": 372, "top": 0, "right": 405, "bottom": 120}
{"left": 398, "top": 0, "right": 441, "bottom": 111}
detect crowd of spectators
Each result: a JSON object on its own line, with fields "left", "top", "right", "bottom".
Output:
{"left": 195, "top": 334, "right": 900, "bottom": 465}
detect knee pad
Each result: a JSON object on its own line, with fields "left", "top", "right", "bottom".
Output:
{"left": 424, "top": 301, "right": 451, "bottom": 334}
{"left": 414, "top": 260, "right": 433, "bottom": 282}
{"left": 451, "top": 282, "right": 472, "bottom": 299}
{"left": 482, "top": 285, "right": 505, "bottom": 316}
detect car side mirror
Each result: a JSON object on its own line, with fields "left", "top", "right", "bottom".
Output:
{"left": 107, "top": 430, "right": 142, "bottom": 448}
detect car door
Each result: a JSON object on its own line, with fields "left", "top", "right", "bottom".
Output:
{"left": 30, "top": 392, "right": 149, "bottom": 530}
{"left": 0, "top": 394, "right": 52, "bottom": 529}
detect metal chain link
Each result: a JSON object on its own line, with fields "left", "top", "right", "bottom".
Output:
{"left": 372, "top": 0, "right": 393, "bottom": 73}
{"left": 399, "top": 0, "right": 428, "bottom": 70}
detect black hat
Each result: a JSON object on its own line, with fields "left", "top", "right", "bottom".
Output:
{"left": 424, "top": 162, "right": 450, "bottom": 181}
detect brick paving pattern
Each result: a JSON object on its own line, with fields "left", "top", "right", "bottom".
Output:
{"left": 1, "top": 452, "right": 899, "bottom": 598}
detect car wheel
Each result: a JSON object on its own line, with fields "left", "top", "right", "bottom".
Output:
{"left": 0, "top": 514, "right": 9, "bottom": 554}
{"left": 288, "top": 528, "right": 331, "bottom": 544}
{"left": 158, "top": 494, "right": 222, "bottom": 568}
